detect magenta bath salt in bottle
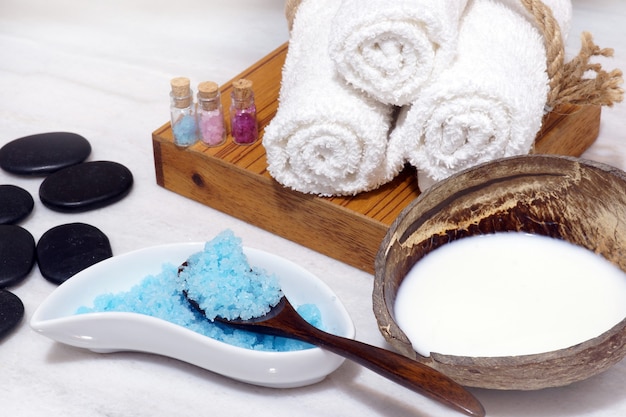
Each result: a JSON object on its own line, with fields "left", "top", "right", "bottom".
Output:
{"left": 230, "top": 79, "right": 258, "bottom": 145}
{"left": 197, "top": 81, "right": 226, "bottom": 147}
{"left": 170, "top": 77, "right": 198, "bottom": 148}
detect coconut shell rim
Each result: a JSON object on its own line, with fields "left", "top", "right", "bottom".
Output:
{"left": 373, "top": 154, "right": 626, "bottom": 390}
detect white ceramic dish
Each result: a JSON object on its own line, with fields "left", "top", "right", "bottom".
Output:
{"left": 30, "top": 242, "right": 355, "bottom": 388}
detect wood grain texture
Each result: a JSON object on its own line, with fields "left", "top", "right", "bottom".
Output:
{"left": 152, "top": 42, "right": 601, "bottom": 273}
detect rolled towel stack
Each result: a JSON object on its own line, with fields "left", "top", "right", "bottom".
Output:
{"left": 391, "top": 0, "right": 558, "bottom": 190}
{"left": 263, "top": 0, "right": 403, "bottom": 196}
{"left": 266, "top": 0, "right": 575, "bottom": 196}
{"left": 328, "top": 0, "right": 469, "bottom": 106}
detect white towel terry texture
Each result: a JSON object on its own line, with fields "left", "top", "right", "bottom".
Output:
{"left": 263, "top": 0, "right": 404, "bottom": 197}
{"left": 328, "top": 0, "right": 469, "bottom": 106}
{"left": 264, "top": 0, "right": 566, "bottom": 196}
{"left": 499, "top": 0, "right": 572, "bottom": 42}
{"left": 391, "top": 0, "right": 553, "bottom": 190}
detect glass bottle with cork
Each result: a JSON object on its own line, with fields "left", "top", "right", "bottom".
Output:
{"left": 197, "top": 81, "right": 226, "bottom": 147}
{"left": 230, "top": 78, "right": 258, "bottom": 145}
{"left": 170, "top": 77, "right": 198, "bottom": 148}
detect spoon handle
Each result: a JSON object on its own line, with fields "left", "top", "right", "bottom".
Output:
{"left": 243, "top": 300, "right": 485, "bottom": 417}
{"left": 294, "top": 322, "right": 484, "bottom": 417}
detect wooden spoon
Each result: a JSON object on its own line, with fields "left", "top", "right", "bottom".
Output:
{"left": 185, "top": 294, "right": 485, "bottom": 417}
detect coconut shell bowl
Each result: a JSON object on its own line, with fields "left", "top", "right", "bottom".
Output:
{"left": 373, "top": 154, "right": 626, "bottom": 390}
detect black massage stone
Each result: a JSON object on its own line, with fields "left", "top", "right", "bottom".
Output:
{"left": 0, "top": 290, "right": 24, "bottom": 340}
{"left": 0, "top": 184, "right": 34, "bottom": 225}
{"left": 39, "top": 161, "right": 133, "bottom": 212}
{"left": 37, "top": 223, "right": 113, "bottom": 285}
{"left": 0, "top": 224, "right": 36, "bottom": 288}
{"left": 0, "top": 132, "right": 91, "bottom": 176}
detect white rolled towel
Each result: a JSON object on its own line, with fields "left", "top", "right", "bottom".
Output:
{"left": 263, "top": 0, "right": 402, "bottom": 197}
{"left": 390, "top": 0, "right": 553, "bottom": 190}
{"left": 499, "top": 0, "right": 572, "bottom": 42}
{"left": 328, "top": 0, "right": 469, "bottom": 106}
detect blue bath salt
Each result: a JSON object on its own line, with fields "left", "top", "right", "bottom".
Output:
{"left": 172, "top": 114, "right": 198, "bottom": 146}
{"left": 180, "top": 230, "right": 283, "bottom": 321}
{"left": 76, "top": 230, "right": 322, "bottom": 352}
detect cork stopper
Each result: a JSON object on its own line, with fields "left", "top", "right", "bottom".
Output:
{"left": 232, "top": 78, "right": 254, "bottom": 109}
{"left": 170, "top": 77, "right": 192, "bottom": 108}
{"left": 197, "top": 81, "right": 220, "bottom": 111}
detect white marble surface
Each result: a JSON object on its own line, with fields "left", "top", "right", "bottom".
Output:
{"left": 1, "top": 1, "right": 625, "bottom": 416}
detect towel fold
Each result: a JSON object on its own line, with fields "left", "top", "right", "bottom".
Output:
{"left": 328, "top": 0, "right": 469, "bottom": 106}
{"left": 263, "top": 0, "right": 402, "bottom": 197}
{"left": 390, "top": 0, "right": 551, "bottom": 190}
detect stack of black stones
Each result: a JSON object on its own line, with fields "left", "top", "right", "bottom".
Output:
{"left": 0, "top": 132, "right": 133, "bottom": 341}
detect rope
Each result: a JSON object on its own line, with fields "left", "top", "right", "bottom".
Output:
{"left": 283, "top": 0, "right": 623, "bottom": 109}
{"left": 518, "top": 0, "right": 565, "bottom": 109}
{"left": 520, "top": 0, "right": 623, "bottom": 109}
{"left": 284, "top": 0, "right": 301, "bottom": 32}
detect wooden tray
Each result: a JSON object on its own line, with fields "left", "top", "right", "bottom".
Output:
{"left": 152, "top": 43, "right": 601, "bottom": 274}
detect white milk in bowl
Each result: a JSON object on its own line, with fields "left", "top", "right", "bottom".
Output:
{"left": 394, "top": 232, "right": 626, "bottom": 358}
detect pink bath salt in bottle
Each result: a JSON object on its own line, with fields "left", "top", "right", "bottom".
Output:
{"left": 197, "top": 81, "right": 226, "bottom": 147}
{"left": 230, "top": 79, "right": 258, "bottom": 145}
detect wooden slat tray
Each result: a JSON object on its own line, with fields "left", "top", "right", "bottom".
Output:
{"left": 152, "top": 43, "right": 601, "bottom": 274}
